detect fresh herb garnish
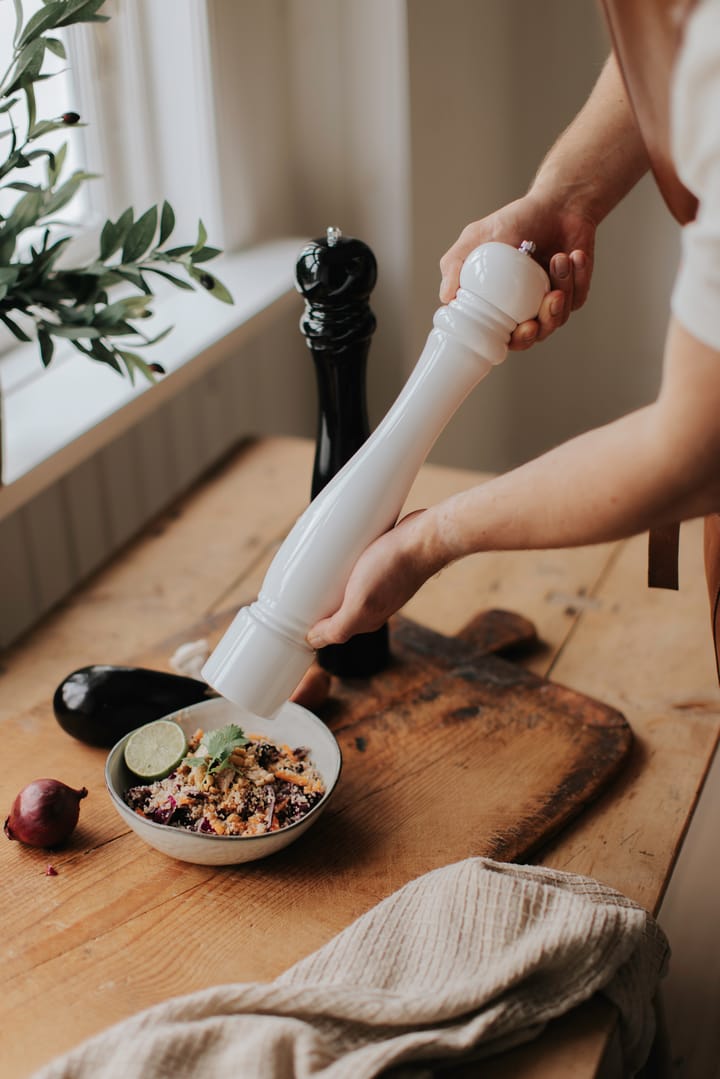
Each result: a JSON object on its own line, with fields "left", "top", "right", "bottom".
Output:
{"left": 183, "top": 723, "right": 250, "bottom": 774}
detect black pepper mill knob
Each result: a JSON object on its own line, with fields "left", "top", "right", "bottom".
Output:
{"left": 295, "top": 226, "right": 391, "bottom": 677}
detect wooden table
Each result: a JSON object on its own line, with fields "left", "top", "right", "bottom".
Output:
{"left": 2, "top": 436, "right": 719, "bottom": 1078}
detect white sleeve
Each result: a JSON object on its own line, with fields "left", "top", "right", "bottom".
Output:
{"left": 670, "top": 0, "right": 720, "bottom": 350}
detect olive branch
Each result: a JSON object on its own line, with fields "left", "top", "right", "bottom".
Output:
{"left": 0, "top": 0, "right": 232, "bottom": 383}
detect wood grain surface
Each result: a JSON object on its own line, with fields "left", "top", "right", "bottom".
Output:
{"left": 0, "top": 604, "right": 632, "bottom": 1078}
{"left": 1, "top": 438, "right": 719, "bottom": 1079}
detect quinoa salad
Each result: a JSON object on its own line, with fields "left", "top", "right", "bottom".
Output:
{"left": 124, "top": 727, "right": 326, "bottom": 837}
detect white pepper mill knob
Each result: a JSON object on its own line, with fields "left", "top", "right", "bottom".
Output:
{"left": 202, "top": 242, "right": 549, "bottom": 717}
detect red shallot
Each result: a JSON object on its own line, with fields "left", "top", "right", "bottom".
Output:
{"left": 4, "top": 778, "right": 87, "bottom": 848}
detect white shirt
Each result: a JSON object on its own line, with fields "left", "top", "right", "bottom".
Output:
{"left": 671, "top": 0, "right": 720, "bottom": 349}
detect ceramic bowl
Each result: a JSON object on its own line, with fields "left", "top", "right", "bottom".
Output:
{"left": 105, "top": 697, "right": 342, "bottom": 865}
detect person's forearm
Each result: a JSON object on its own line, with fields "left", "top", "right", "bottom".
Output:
{"left": 425, "top": 412, "right": 719, "bottom": 571}
{"left": 422, "top": 319, "right": 720, "bottom": 562}
{"left": 530, "top": 53, "right": 650, "bottom": 225}
{"left": 424, "top": 410, "right": 680, "bottom": 567}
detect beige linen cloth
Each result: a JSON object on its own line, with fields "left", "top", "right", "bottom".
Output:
{"left": 31, "top": 857, "right": 668, "bottom": 1079}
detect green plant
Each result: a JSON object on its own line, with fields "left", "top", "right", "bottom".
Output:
{"left": 0, "top": 0, "right": 232, "bottom": 382}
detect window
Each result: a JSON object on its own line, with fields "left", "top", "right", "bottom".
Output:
{"left": 0, "top": 0, "right": 89, "bottom": 357}
{"left": 69, "top": 0, "right": 224, "bottom": 241}
{"left": 0, "top": 1, "right": 88, "bottom": 229}
{"left": 1, "top": 0, "right": 303, "bottom": 488}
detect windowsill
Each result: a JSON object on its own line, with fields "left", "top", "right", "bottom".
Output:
{"left": 0, "top": 237, "right": 304, "bottom": 517}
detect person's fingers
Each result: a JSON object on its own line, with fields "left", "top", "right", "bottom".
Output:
{"left": 509, "top": 319, "right": 540, "bottom": 350}
{"left": 509, "top": 284, "right": 569, "bottom": 349}
{"left": 439, "top": 222, "right": 495, "bottom": 302}
{"left": 535, "top": 288, "right": 569, "bottom": 341}
{"left": 548, "top": 253, "right": 574, "bottom": 324}
{"left": 569, "top": 249, "right": 592, "bottom": 309}
{"left": 439, "top": 249, "right": 467, "bottom": 303}
{"left": 307, "top": 614, "right": 348, "bottom": 650}
{"left": 515, "top": 245, "right": 594, "bottom": 347}
{"left": 511, "top": 286, "right": 564, "bottom": 348}
{"left": 396, "top": 507, "right": 426, "bottom": 528}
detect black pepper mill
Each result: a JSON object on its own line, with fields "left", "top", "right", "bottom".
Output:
{"left": 295, "top": 226, "right": 391, "bottom": 677}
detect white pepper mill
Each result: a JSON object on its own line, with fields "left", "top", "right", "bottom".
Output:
{"left": 202, "top": 241, "right": 549, "bottom": 717}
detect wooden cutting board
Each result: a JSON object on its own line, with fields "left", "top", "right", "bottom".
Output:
{"left": 143, "top": 605, "right": 633, "bottom": 863}
{"left": 282, "top": 616, "right": 627, "bottom": 845}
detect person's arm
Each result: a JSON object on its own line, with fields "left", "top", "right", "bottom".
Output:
{"left": 307, "top": 15, "right": 720, "bottom": 653}
{"left": 531, "top": 51, "right": 650, "bottom": 231}
{"left": 307, "top": 318, "right": 720, "bottom": 647}
{"left": 439, "top": 52, "right": 651, "bottom": 348}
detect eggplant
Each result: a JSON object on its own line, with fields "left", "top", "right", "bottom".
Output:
{"left": 53, "top": 665, "right": 214, "bottom": 748}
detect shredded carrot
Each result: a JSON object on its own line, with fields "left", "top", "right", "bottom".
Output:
{"left": 272, "top": 768, "right": 310, "bottom": 787}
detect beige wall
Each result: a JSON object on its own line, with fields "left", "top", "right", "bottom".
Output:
{"left": 405, "top": 0, "right": 680, "bottom": 471}
{"left": 285, "top": 0, "right": 411, "bottom": 417}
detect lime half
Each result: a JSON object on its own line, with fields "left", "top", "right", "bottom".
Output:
{"left": 124, "top": 719, "right": 188, "bottom": 780}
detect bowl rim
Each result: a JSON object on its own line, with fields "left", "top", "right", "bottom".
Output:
{"left": 104, "top": 698, "right": 342, "bottom": 844}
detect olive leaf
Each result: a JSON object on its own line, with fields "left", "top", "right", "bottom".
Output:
{"left": 158, "top": 200, "right": 174, "bottom": 246}
{"left": 122, "top": 205, "right": 157, "bottom": 263}
{"left": 17, "top": 3, "right": 67, "bottom": 49}
{"left": 0, "top": 0, "right": 233, "bottom": 382}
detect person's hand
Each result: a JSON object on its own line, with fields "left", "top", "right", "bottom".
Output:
{"left": 439, "top": 192, "right": 597, "bottom": 350}
{"left": 307, "top": 511, "right": 438, "bottom": 649}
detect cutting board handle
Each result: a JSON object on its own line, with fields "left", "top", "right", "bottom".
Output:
{"left": 456, "top": 608, "right": 537, "bottom": 655}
